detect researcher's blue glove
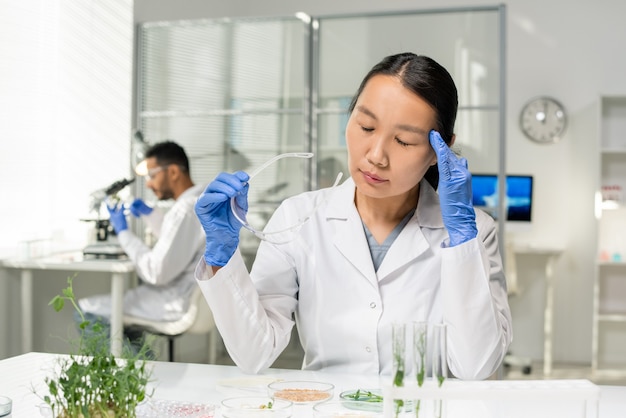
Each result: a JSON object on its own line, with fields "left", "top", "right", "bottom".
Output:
{"left": 106, "top": 202, "right": 128, "bottom": 234}
{"left": 195, "top": 171, "right": 250, "bottom": 267}
{"left": 128, "top": 198, "right": 153, "bottom": 218}
{"left": 429, "top": 130, "right": 477, "bottom": 247}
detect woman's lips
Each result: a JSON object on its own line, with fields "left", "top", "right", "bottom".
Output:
{"left": 361, "top": 170, "right": 387, "bottom": 184}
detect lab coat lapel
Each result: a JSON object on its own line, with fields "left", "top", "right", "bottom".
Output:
{"left": 327, "top": 179, "right": 378, "bottom": 288}
{"left": 376, "top": 220, "right": 429, "bottom": 280}
{"left": 377, "top": 180, "right": 445, "bottom": 281}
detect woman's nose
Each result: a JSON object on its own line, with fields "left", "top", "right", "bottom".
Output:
{"left": 366, "top": 135, "right": 389, "bottom": 167}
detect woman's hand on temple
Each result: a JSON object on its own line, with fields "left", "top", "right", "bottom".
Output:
{"left": 429, "top": 130, "right": 477, "bottom": 247}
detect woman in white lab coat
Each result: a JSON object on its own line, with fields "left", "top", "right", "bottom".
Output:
{"left": 195, "top": 53, "right": 512, "bottom": 380}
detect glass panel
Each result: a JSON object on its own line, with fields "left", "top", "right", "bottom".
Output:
{"left": 140, "top": 18, "right": 307, "bottom": 112}
{"left": 138, "top": 16, "right": 308, "bottom": 189}
{"left": 141, "top": 22, "right": 227, "bottom": 112}
{"left": 316, "top": 109, "right": 349, "bottom": 187}
{"left": 138, "top": 17, "right": 309, "bottom": 266}
{"left": 455, "top": 108, "right": 500, "bottom": 173}
{"left": 140, "top": 112, "right": 305, "bottom": 192}
{"left": 314, "top": 8, "right": 502, "bottom": 203}
{"left": 141, "top": 115, "right": 231, "bottom": 185}
{"left": 317, "top": 11, "right": 501, "bottom": 107}
{"left": 316, "top": 98, "right": 350, "bottom": 149}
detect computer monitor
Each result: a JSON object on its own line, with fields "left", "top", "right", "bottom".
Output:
{"left": 471, "top": 174, "right": 534, "bottom": 223}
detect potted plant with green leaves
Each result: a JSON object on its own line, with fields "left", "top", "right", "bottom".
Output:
{"left": 36, "top": 276, "right": 154, "bottom": 418}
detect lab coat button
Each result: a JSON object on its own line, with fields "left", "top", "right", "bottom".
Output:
{"left": 370, "top": 302, "right": 376, "bottom": 309}
{"left": 365, "top": 346, "right": 371, "bottom": 353}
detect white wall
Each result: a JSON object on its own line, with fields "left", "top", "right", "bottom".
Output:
{"left": 0, "top": 0, "right": 135, "bottom": 360}
{"left": 135, "top": 0, "right": 626, "bottom": 367}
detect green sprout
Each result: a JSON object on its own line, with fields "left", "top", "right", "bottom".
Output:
{"left": 414, "top": 324, "right": 427, "bottom": 418}
{"left": 392, "top": 352, "right": 406, "bottom": 417}
{"left": 344, "top": 389, "right": 383, "bottom": 403}
{"left": 36, "top": 276, "right": 154, "bottom": 418}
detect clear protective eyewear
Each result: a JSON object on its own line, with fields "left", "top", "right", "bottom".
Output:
{"left": 230, "top": 152, "right": 343, "bottom": 245}
{"left": 143, "top": 165, "right": 169, "bottom": 180}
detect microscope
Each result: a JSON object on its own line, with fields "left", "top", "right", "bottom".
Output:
{"left": 82, "top": 177, "right": 135, "bottom": 258}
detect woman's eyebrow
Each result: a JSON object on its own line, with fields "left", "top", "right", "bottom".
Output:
{"left": 397, "top": 123, "right": 428, "bottom": 136}
{"left": 355, "top": 105, "right": 377, "bottom": 120}
{"left": 355, "top": 104, "right": 428, "bottom": 137}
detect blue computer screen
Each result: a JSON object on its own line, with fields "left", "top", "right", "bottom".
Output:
{"left": 471, "top": 174, "right": 533, "bottom": 222}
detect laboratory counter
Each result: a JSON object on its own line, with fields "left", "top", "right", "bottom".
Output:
{"left": 1, "top": 352, "right": 625, "bottom": 417}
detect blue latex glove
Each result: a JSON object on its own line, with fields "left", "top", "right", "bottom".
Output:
{"left": 128, "top": 198, "right": 153, "bottom": 218}
{"left": 429, "top": 130, "right": 477, "bottom": 247}
{"left": 106, "top": 202, "right": 128, "bottom": 234}
{"left": 195, "top": 171, "right": 250, "bottom": 267}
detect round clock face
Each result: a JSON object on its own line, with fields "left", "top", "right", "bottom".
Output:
{"left": 519, "top": 97, "right": 567, "bottom": 144}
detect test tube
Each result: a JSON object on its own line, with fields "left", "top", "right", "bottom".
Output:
{"left": 392, "top": 322, "right": 406, "bottom": 417}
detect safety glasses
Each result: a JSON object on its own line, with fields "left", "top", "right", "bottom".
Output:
{"left": 144, "top": 165, "right": 169, "bottom": 180}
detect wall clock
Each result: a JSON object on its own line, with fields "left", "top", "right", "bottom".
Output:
{"left": 519, "top": 96, "right": 567, "bottom": 144}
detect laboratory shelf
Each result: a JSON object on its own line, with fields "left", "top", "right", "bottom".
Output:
{"left": 596, "top": 260, "right": 626, "bottom": 266}
{"left": 592, "top": 368, "right": 626, "bottom": 379}
{"left": 597, "top": 314, "right": 626, "bottom": 322}
{"left": 592, "top": 95, "right": 626, "bottom": 377}
{"left": 600, "top": 149, "right": 626, "bottom": 155}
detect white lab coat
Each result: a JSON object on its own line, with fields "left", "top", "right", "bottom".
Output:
{"left": 80, "top": 184, "right": 206, "bottom": 322}
{"left": 196, "top": 178, "right": 512, "bottom": 380}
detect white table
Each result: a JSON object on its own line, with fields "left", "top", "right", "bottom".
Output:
{"left": 511, "top": 244, "right": 564, "bottom": 377}
{"left": 1, "top": 352, "right": 625, "bottom": 418}
{"left": 0, "top": 252, "right": 134, "bottom": 357}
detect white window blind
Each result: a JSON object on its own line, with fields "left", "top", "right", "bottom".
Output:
{"left": 0, "top": 0, "right": 133, "bottom": 255}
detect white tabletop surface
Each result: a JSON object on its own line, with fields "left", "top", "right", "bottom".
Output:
{"left": 1, "top": 352, "right": 625, "bottom": 418}
{"left": 0, "top": 251, "right": 134, "bottom": 273}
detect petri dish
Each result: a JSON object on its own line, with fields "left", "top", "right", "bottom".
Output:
{"left": 267, "top": 380, "right": 334, "bottom": 405}
{"left": 0, "top": 397, "right": 11, "bottom": 418}
{"left": 135, "top": 399, "right": 216, "bottom": 417}
{"left": 221, "top": 396, "right": 293, "bottom": 418}
{"left": 338, "top": 389, "right": 383, "bottom": 412}
{"left": 230, "top": 152, "right": 343, "bottom": 245}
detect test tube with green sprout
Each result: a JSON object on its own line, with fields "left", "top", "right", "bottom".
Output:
{"left": 392, "top": 322, "right": 406, "bottom": 418}
{"left": 413, "top": 321, "right": 428, "bottom": 417}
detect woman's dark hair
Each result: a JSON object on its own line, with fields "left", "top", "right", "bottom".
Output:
{"left": 145, "top": 140, "right": 191, "bottom": 174}
{"left": 348, "top": 53, "right": 458, "bottom": 189}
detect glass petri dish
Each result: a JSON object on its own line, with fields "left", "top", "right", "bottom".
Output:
{"left": 135, "top": 399, "right": 216, "bottom": 417}
{"left": 0, "top": 397, "right": 12, "bottom": 418}
{"left": 267, "top": 380, "right": 334, "bottom": 405}
{"left": 230, "top": 152, "right": 343, "bottom": 245}
{"left": 338, "top": 389, "right": 383, "bottom": 413}
{"left": 221, "top": 396, "right": 293, "bottom": 418}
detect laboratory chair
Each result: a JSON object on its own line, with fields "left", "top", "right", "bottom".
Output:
{"left": 123, "top": 286, "right": 218, "bottom": 363}
{"left": 502, "top": 240, "right": 533, "bottom": 375}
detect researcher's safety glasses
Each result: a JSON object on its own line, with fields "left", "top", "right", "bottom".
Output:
{"left": 230, "top": 152, "right": 343, "bottom": 245}
{"left": 144, "top": 165, "right": 170, "bottom": 180}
